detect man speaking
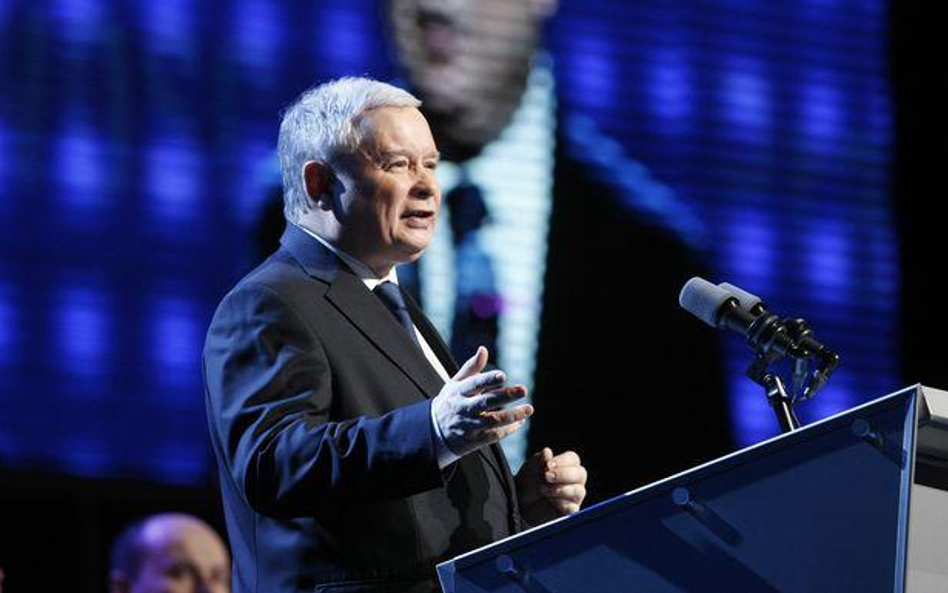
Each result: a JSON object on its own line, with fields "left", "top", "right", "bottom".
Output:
{"left": 203, "top": 77, "right": 587, "bottom": 593}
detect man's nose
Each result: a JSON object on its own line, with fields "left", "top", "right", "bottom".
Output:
{"left": 411, "top": 171, "right": 438, "bottom": 199}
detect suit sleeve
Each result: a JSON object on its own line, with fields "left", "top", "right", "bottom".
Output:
{"left": 203, "top": 282, "right": 444, "bottom": 520}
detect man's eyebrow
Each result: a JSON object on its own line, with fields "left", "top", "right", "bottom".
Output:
{"left": 376, "top": 149, "right": 441, "bottom": 161}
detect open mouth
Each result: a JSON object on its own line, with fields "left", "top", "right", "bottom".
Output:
{"left": 402, "top": 209, "right": 434, "bottom": 219}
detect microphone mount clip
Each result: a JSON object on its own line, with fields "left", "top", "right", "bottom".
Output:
{"left": 743, "top": 313, "right": 839, "bottom": 433}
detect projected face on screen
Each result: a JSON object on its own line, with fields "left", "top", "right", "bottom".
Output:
{"left": 387, "top": 0, "right": 555, "bottom": 160}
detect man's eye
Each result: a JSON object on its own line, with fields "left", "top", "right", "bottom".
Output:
{"left": 385, "top": 160, "right": 409, "bottom": 170}
{"left": 166, "top": 563, "right": 192, "bottom": 579}
{"left": 424, "top": 161, "right": 438, "bottom": 170}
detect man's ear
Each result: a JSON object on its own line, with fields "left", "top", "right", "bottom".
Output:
{"left": 302, "top": 161, "right": 335, "bottom": 211}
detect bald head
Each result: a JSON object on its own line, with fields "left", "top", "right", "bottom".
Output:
{"left": 110, "top": 513, "right": 230, "bottom": 593}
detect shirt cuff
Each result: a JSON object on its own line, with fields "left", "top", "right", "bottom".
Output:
{"left": 430, "top": 399, "right": 461, "bottom": 469}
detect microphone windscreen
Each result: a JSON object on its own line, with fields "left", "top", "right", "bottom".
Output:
{"left": 679, "top": 277, "right": 732, "bottom": 327}
{"left": 719, "top": 282, "right": 764, "bottom": 312}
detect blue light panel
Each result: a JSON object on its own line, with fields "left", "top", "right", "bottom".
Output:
{"left": 802, "top": 218, "right": 855, "bottom": 304}
{"left": 228, "top": 0, "right": 286, "bottom": 72}
{"left": 144, "top": 129, "right": 204, "bottom": 225}
{"left": 0, "top": 280, "right": 15, "bottom": 369}
{"left": 315, "top": 5, "right": 373, "bottom": 77}
{"left": 55, "top": 121, "right": 108, "bottom": 217}
{"left": 645, "top": 47, "right": 694, "bottom": 129}
{"left": 148, "top": 443, "right": 207, "bottom": 485}
{"left": 719, "top": 58, "right": 772, "bottom": 140}
{"left": 798, "top": 74, "right": 845, "bottom": 149}
{"left": 233, "top": 135, "right": 279, "bottom": 227}
{"left": 58, "top": 436, "right": 112, "bottom": 478}
{"left": 46, "top": 0, "right": 108, "bottom": 45}
{"left": 55, "top": 284, "right": 112, "bottom": 382}
{"left": 0, "top": 119, "right": 9, "bottom": 211}
{"left": 559, "top": 35, "right": 618, "bottom": 114}
{"left": 717, "top": 205, "right": 778, "bottom": 288}
{"left": 137, "top": 0, "right": 196, "bottom": 57}
{"left": 148, "top": 294, "right": 203, "bottom": 393}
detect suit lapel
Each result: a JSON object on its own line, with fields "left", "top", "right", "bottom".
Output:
{"left": 325, "top": 274, "right": 445, "bottom": 398}
{"left": 280, "top": 224, "right": 444, "bottom": 399}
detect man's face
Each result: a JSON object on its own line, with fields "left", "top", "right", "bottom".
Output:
{"left": 333, "top": 106, "right": 441, "bottom": 274}
{"left": 388, "top": 0, "right": 546, "bottom": 158}
{"left": 130, "top": 520, "right": 230, "bottom": 593}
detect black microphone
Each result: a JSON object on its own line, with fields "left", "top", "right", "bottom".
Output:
{"left": 683, "top": 277, "right": 840, "bottom": 400}
{"left": 679, "top": 277, "right": 800, "bottom": 359}
{"left": 718, "top": 282, "right": 838, "bottom": 372}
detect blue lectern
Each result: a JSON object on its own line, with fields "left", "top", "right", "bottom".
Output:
{"left": 438, "top": 385, "right": 948, "bottom": 593}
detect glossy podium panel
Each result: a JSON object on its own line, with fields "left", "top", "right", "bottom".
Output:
{"left": 438, "top": 385, "right": 931, "bottom": 593}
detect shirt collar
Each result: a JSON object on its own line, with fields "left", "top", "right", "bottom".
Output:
{"left": 292, "top": 223, "right": 398, "bottom": 290}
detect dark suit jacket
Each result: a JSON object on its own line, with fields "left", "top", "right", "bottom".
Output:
{"left": 203, "top": 224, "right": 520, "bottom": 593}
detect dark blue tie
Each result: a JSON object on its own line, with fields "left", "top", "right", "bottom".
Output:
{"left": 373, "top": 281, "right": 420, "bottom": 346}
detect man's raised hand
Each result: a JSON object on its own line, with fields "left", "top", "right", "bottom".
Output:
{"left": 432, "top": 346, "right": 533, "bottom": 458}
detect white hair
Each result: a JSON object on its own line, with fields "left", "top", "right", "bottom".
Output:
{"left": 277, "top": 77, "right": 421, "bottom": 223}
